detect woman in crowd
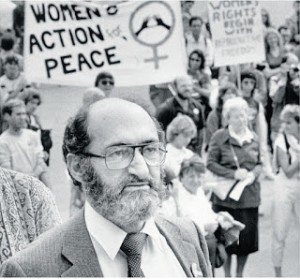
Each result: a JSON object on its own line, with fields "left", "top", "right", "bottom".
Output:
{"left": 206, "top": 82, "right": 239, "bottom": 149}
{"left": 207, "top": 97, "right": 262, "bottom": 277}
{"left": 272, "top": 105, "right": 300, "bottom": 277}
{"left": 164, "top": 114, "right": 197, "bottom": 178}
{"left": 187, "top": 49, "right": 212, "bottom": 119}
{"left": 240, "top": 70, "right": 274, "bottom": 178}
{"left": 176, "top": 155, "right": 245, "bottom": 275}
{"left": 0, "top": 166, "right": 61, "bottom": 264}
{"left": 264, "top": 28, "right": 285, "bottom": 79}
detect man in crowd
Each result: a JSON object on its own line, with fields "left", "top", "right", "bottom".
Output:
{"left": 156, "top": 75, "right": 205, "bottom": 155}
{"left": 0, "top": 55, "right": 27, "bottom": 104}
{"left": 0, "top": 99, "right": 52, "bottom": 188}
{"left": 0, "top": 98, "right": 212, "bottom": 277}
{"left": 185, "top": 16, "right": 213, "bottom": 68}
{"left": 94, "top": 71, "right": 115, "bottom": 97}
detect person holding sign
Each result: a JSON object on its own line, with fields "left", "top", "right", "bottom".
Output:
{"left": 207, "top": 97, "right": 262, "bottom": 278}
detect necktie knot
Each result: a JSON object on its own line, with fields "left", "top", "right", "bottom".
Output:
{"left": 121, "top": 233, "right": 148, "bottom": 256}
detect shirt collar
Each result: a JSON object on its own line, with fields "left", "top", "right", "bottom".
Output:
{"left": 228, "top": 125, "right": 254, "bottom": 145}
{"left": 85, "top": 202, "right": 127, "bottom": 260}
{"left": 85, "top": 202, "right": 164, "bottom": 259}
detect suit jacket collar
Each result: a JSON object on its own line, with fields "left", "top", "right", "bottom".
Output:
{"left": 60, "top": 211, "right": 204, "bottom": 277}
{"left": 61, "top": 210, "right": 103, "bottom": 277}
{"left": 155, "top": 216, "right": 201, "bottom": 277}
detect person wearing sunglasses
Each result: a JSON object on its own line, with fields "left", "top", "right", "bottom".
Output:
{"left": 0, "top": 98, "right": 212, "bottom": 277}
{"left": 94, "top": 71, "right": 115, "bottom": 97}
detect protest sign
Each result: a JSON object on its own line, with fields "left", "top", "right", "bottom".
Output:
{"left": 24, "top": 1, "right": 186, "bottom": 87}
{"left": 208, "top": 1, "right": 265, "bottom": 67}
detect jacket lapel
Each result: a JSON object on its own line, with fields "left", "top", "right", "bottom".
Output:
{"left": 155, "top": 217, "right": 199, "bottom": 277}
{"left": 61, "top": 211, "right": 103, "bottom": 277}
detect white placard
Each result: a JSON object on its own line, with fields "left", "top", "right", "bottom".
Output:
{"left": 24, "top": 1, "right": 186, "bottom": 87}
{"left": 208, "top": 1, "right": 265, "bottom": 67}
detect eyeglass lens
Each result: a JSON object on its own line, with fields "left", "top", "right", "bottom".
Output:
{"left": 105, "top": 143, "right": 166, "bottom": 169}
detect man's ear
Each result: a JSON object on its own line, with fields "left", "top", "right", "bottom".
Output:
{"left": 66, "top": 153, "right": 85, "bottom": 184}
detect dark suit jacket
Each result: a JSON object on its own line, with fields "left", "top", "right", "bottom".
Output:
{"left": 0, "top": 210, "right": 212, "bottom": 277}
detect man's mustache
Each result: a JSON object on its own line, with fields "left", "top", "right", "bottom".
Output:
{"left": 120, "top": 175, "right": 162, "bottom": 193}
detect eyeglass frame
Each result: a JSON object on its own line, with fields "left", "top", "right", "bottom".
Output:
{"left": 100, "top": 80, "right": 114, "bottom": 86}
{"left": 78, "top": 142, "right": 167, "bottom": 170}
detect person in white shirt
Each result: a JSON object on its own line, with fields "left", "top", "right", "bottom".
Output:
{"left": 0, "top": 55, "right": 28, "bottom": 104}
{"left": 0, "top": 98, "right": 212, "bottom": 277}
{"left": 162, "top": 155, "right": 245, "bottom": 275}
{"left": 164, "top": 114, "right": 196, "bottom": 178}
{"left": 0, "top": 99, "right": 51, "bottom": 188}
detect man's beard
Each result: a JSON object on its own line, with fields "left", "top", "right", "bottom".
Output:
{"left": 82, "top": 163, "right": 166, "bottom": 227}
{"left": 177, "top": 91, "right": 189, "bottom": 100}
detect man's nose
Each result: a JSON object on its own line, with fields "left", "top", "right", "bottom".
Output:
{"left": 127, "top": 148, "right": 149, "bottom": 179}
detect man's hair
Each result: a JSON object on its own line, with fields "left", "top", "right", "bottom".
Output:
{"left": 1, "top": 34, "right": 15, "bottom": 51}
{"left": 4, "top": 54, "right": 19, "bottom": 65}
{"left": 23, "top": 88, "right": 42, "bottom": 105}
{"left": 189, "top": 16, "right": 203, "bottom": 27}
{"left": 173, "top": 75, "right": 192, "bottom": 90}
{"left": 94, "top": 71, "right": 114, "bottom": 87}
{"left": 2, "top": 98, "right": 25, "bottom": 115}
{"left": 62, "top": 98, "right": 164, "bottom": 187}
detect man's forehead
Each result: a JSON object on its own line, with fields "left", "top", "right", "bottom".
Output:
{"left": 87, "top": 99, "right": 158, "bottom": 145}
{"left": 177, "top": 76, "right": 192, "bottom": 85}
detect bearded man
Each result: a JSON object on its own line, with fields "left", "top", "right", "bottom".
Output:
{"left": 156, "top": 75, "right": 205, "bottom": 155}
{"left": 0, "top": 98, "right": 211, "bottom": 277}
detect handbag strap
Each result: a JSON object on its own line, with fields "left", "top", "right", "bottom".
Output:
{"left": 229, "top": 144, "right": 240, "bottom": 169}
{"left": 283, "top": 132, "right": 292, "bottom": 165}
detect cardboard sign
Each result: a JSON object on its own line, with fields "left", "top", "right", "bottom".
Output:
{"left": 24, "top": 1, "right": 186, "bottom": 86}
{"left": 208, "top": 1, "right": 265, "bottom": 67}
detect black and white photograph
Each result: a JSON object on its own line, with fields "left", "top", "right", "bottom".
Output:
{"left": 0, "top": 0, "right": 299, "bottom": 277}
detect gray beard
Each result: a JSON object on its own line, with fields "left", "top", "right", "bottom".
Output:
{"left": 82, "top": 164, "right": 166, "bottom": 227}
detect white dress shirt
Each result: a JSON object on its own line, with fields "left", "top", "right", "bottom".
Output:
{"left": 85, "top": 202, "right": 186, "bottom": 277}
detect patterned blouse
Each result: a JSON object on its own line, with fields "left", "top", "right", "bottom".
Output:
{"left": 0, "top": 167, "right": 61, "bottom": 264}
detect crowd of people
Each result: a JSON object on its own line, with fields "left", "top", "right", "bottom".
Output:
{"left": 0, "top": 0, "right": 299, "bottom": 277}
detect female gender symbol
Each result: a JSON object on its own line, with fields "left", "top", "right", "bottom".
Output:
{"left": 129, "top": 1, "right": 175, "bottom": 69}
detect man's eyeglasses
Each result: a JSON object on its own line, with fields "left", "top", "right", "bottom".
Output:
{"left": 101, "top": 80, "right": 114, "bottom": 86}
{"left": 79, "top": 142, "right": 167, "bottom": 170}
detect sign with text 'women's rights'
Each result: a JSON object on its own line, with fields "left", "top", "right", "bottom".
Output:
{"left": 208, "top": 1, "right": 265, "bottom": 67}
{"left": 24, "top": 1, "right": 186, "bottom": 87}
